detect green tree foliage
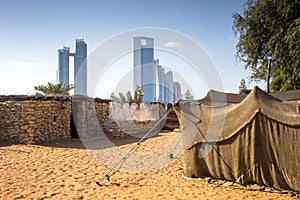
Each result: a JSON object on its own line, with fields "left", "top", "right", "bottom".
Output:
{"left": 239, "top": 79, "right": 247, "bottom": 93}
{"left": 133, "top": 85, "right": 144, "bottom": 106}
{"left": 126, "top": 91, "right": 133, "bottom": 105}
{"left": 110, "top": 92, "right": 122, "bottom": 104}
{"left": 119, "top": 92, "right": 128, "bottom": 104}
{"left": 110, "top": 85, "right": 144, "bottom": 107}
{"left": 233, "top": 0, "right": 300, "bottom": 91}
{"left": 184, "top": 89, "right": 192, "bottom": 100}
{"left": 34, "top": 82, "right": 75, "bottom": 95}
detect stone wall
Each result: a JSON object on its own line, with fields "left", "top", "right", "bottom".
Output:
{"left": 111, "top": 119, "right": 161, "bottom": 137}
{"left": 0, "top": 95, "right": 180, "bottom": 144}
{"left": 94, "top": 98, "right": 111, "bottom": 133}
{"left": 0, "top": 95, "right": 111, "bottom": 144}
{"left": 0, "top": 96, "right": 71, "bottom": 144}
{"left": 72, "top": 96, "right": 111, "bottom": 138}
{"left": 71, "top": 98, "right": 166, "bottom": 138}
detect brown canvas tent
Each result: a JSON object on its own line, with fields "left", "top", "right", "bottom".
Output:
{"left": 175, "top": 87, "right": 300, "bottom": 191}
{"left": 191, "top": 87, "right": 300, "bottom": 106}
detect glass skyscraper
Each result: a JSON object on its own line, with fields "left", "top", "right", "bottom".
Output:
{"left": 134, "top": 37, "right": 156, "bottom": 102}
{"left": 173, "top": 81, "right": 182, "bottom": 103}
{"left": 133, "top": 37, "right": 181, "bottom": 104}
{"left": 74, "top": 39, "right": 87, "bottom": 95}
{"left": 57, "top": 39, "right": 87, "bottom": 95}
{"left": 156, "top": 61, "right": 166, "bottom": 102}
{"left": 165, "top": 71, "right": 174, "bottom": 104}
{"left": 57, "top": 46, "right": 70, "bottom": 85}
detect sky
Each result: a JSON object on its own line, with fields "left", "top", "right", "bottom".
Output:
{"left": 0, "top": 0, "right": 265, "bottom": 98}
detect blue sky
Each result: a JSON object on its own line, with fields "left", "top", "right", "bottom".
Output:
{"left": 0, "top": 0, "right": 264, "bottom": 97}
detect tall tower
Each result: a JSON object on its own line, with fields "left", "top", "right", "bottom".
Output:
{"left": 57, "top": 39, "right": 87, "bottom": 95}
{"left": 133, "top": 37, "right": 156, "bottom": 102}
{"left": 57, "top": 46, "right": 70, "bottom": 85}
{"left": 173, "top": 82, "right": 182, "bottom": 103}
{"left": 165, "top": 71, "right": 174, "bottom": 104}
{"left": 74, "top": 39, "right": 87, "bottom": 95}
{"left": 156, "top": 61, "right": 166, "bottom": 102}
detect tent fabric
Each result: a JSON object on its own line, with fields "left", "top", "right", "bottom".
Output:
{"left": 271, "top": 89, "right": 300, "bottom": 101}
{"left": 174, "top": 87, "right": 300, "bottom": 192}
{"left": 177, "top": 88, "right": 300, "bottom": 107}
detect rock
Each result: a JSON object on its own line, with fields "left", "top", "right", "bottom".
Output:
{"left": 20, "top": 125, "right": 29, "bottom": 130}
{"left": 27, "top": 128, "right": 35, "bottom": 133}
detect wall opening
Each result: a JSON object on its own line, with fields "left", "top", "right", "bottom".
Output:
{"left": 70, "top": 102, "right": 78, "bottom": 138}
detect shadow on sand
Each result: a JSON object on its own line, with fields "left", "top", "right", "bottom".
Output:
{"left": 0, "top": 141, "right": 14, "bottom": 147}
{"left": 34, "top": 130, "right": 172, "bottom": 150}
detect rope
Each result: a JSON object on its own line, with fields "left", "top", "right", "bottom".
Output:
{"left": 96, "top": 108, "right": 173, "bottom": 185}
{"left": 179, "top": 107, "right": 237, "bottom": 178}
{"left": 196, "top": 126, "right": 237, "bottom": 178}
{"left": 168, "top": 130, "right": 183, "bottom": 158}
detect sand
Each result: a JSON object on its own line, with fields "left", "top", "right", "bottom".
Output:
{"left": 0, "top": 131, "right": 295, "bottom": 200}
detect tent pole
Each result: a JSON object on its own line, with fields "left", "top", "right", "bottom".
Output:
{"left": 267, "top": 59, "right": 271, "bottom": 93}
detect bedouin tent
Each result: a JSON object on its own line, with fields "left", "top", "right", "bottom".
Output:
{"left": 174, "top": 86, "right": 300, "bottom": 192}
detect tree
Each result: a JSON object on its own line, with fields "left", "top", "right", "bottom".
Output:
{"left": 239, "top": 79, "right": 247, "bottom": 93}
{"left": 126, "top": 91, "right": 133, "bottom": 105}
{"left": 34, "top": 82, "right": 75, "bottom": 95}
{"left": 233, "top": 0, "right": 300, "bottom": 91}
{"left": 133, "top": 85, "right": 144, "bottom": 106}
{"left": 184, "top": 89, "right": 192, "bottom": 100}
{"left": 110, "top": 85, "right": 144, "bottom": 107}
{"left": 110, "top": 92, "right": 122, "bottom": 104}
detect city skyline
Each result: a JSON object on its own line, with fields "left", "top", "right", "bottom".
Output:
{"left": 0, "top": 1, "right": 265, "bottom": 97}
{"left": 55, "top": 33, "right": 186, "bottom": 101}
{"left": 134, "top": 36, "right": 182, "bottom": 104}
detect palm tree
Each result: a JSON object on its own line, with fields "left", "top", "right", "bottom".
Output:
{"left": 34, "top": 82, "right": 75, "bottom": 96}
{"left": 110, "top": 85, "right": 144, "bottom": 107}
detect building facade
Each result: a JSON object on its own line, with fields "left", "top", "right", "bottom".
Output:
{"left": 57, "top": 46, "right": 70, "bottom": 85}
{"left": 165, "top": 71, "right": 174, "bottom": 104}
{"left": 173, "top": 81, "right": 182, "bottom": 103}
{"left": 133, "top": 36, "right": 182, "bottom": 104}
{"left": 156, "top": 62, "right": 166, "bottom": 103}
{"left": 133, "top": 37, "right": 156, "bottom": 102}
{"left": 74, "top": 39, "right": 87, "bottom": 95}
{"left": 57, "top": 39, "right": 87, "bottom": 95}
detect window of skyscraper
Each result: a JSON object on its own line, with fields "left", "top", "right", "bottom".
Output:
{"left": 141, "top": 39, "right": 147, "bottom": 46}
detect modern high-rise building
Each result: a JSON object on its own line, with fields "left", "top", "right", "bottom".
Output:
{"left": 134, "top": 37, "right": 156, "bottom": 102}
{"left": 57, "top": 39, "right": 87, "bottom": 95}
{"left": 133, "top": 37, "right": 182, "bottom": 104}
{"left": 156, "top": 61, "right": 166, "bottom": 102}
{"left": 57, "top": 46, "right": 70, "bottom": 85}
{"left": 74, "top": 39, "right": 87, "bottom": 95}
{"left": 173, "top": 81, "right": 182, "bottom": 103}
{"left": 165, "top": 71, "right": 174, "bottom": 104}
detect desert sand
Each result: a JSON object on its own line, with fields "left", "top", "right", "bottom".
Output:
{"left": 0, "top": 131, "right": 295, "bottom": 200}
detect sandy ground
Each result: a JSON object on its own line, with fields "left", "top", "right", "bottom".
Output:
{"left": 0, "top": 131, "right": 295, "bottom": 200}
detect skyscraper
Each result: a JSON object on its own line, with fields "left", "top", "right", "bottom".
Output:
{"left": 74, "top": 39, "right": 87, "bottom": 95}
{"left": 57, "top": 46, "right": 70, "bottom": 85}
{"left": 156, "top": 61, "right": 166, "bottom": 102}
{"left": 133, "top": 37, "right": 181, "bottom": 104}
{"left": 134, "top": 37, "right": 156, "bottom": 102}
{"left": 57, "top": 39, "right": 87, "bottom": 95}
{"left": 165, "top": 71, "right": 174, "bottom": 104}
{"left": 173, "top": 81, "right": 182, "bottom": 103}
